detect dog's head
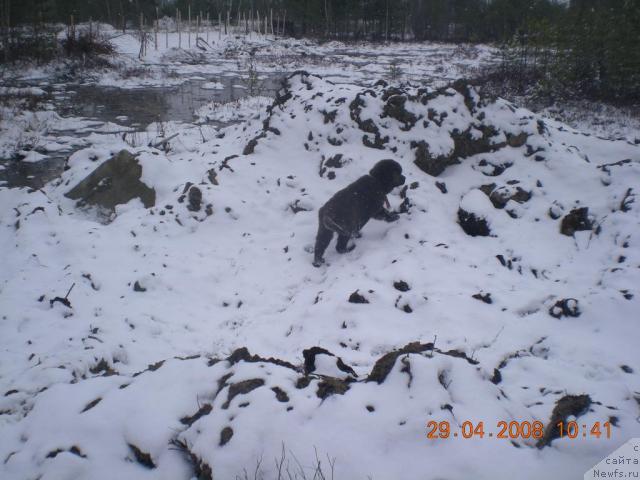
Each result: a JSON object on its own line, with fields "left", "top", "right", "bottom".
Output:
{"left": 370, "top": 159, "right": 405, "bottom": 193}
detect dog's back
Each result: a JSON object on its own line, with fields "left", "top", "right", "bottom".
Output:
{"left": 321, "top": 175, "right": 387, "bottom": 235}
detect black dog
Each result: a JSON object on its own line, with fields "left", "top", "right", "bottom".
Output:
{"left": 313, "top": 159, "right": 405, "bottom": 267}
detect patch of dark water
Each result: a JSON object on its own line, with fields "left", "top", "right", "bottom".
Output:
{"left": 55, "top": 73, "right": 284, "bottom": 128}
{"left": 0, "top": 72, "right": 285, "bottom": 188}
{"left": 0, "top": 154, "right": 68, "bottom": 189}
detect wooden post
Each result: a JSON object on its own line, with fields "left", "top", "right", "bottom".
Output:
{"left": 120, "top": 1, "right": 125, "bottom": 33}
{"left": 385, "top": 0, "right": 389, "bottom": 43}
{"left": 282, "top": 10, "right": 286, "bottom": 36}
{"left": 218, "top": 12, "right": 222, "bottom": 39}
{"left": 226, "top": 10, "right": 230, "bottom": 36}
{"left": 139, "top": 13, "right": 144, "bottom": 58}
{"left": 257, "top": 11, "right": 260, "bottom": 35}
{"left": 188, "top": 5, "right": 191, "bottom": 48}
{"left": 206, "top": 12, "right": 209, "bottom": 43}
{"left": 177, "top": 9, "right": 181, "bottom": 48}
{"left": 270, "top": 9, "right": 273, "bottom": 35}
{"left": 154, "top": 8, "right": 158, "bottom": 50}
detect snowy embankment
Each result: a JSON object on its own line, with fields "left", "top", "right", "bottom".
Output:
{"left": 0, "top": 72, "right": 639, "bottom": 479}
{"left": 6, "top": 22, "right": 496, "bottom": 89}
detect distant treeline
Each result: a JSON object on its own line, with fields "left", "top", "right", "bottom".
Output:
{"left": 0, "top": 0, "right": 579, "bottom": 42}
{"left": 1, "top": 0, "right": 639, "bottom": 102}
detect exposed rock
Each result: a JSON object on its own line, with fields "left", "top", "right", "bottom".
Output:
{"left": 324, "top": 153, "right": 346, "bottom": 168}
{"left": 271, "top": 387, "right": 290, "bottom": 402}
{"left": 450, "top": 79, "right": 481, "bottom": 113}
{"left": 393, "top": 280, "right": 411, "bottom": 292}
{"left": 303, "top": 346, "right": 332, "bottom": 374}
{"left": 180, "top": 403, "right": 213, "bottom": 426}
{"left": 480, "top": 183, "right": 531, "bottom": 209}
{"left": 536, "top": 394, "right": 592, "bottom": 448}
{"left": 320, "top": 109, "right": 338, "bottom": 124}
{"left": 458, "top": 208, "right": 491, "bottom": 237}
{"left": 367, "top": 342, "right": 433, "bottom": 384}
{"left": 413, "top": 140, "right": 456, "bottom": 177}
{"left": 549, "top": 298, "right": 580, "bottom": 318}
{"left": 219, "top": 426, "right": 234, "bottom": 446}
{"left": 349, "top": 91, "right": 379, "bottom": 135}
{"left": 128, "top": 443, "right": 156, "bottom": 469}
{"left": 560, "top": 207, "right": 593, "bottom": 236}
{"left": 620, "top": 188, "right": 634, "bottom": 212}
{"left": 295, "top": 376, "right": 312, "bottom": 389}
{"left": 506, "top": 132, "right": 528, "bottom": 147}
{"left": 348, "top": 290, "right": 369, "bottom": 304}
{"left": 225, "top": 347, "right": 297, "bottom": 370}
{"left": 222, "top": 378, "right": 265, "bottom": 409}
{"left": 548, "top": 201, "right": 565, "bottom": 220}
{"left": 65, "top": 150, "right": 155, "bottom": 210}
{"left": 452, "top": 126, "right": 502, "bottom": 159}
{"left": 413, "top": 126, "right": 504, "bottom": 177}
{"left": 302, "top": 346, "right": 356, "bottom": 377}
{"left": 187, "top": 186, "right": 203, "bottom": 212}
{"left": 81, "top": 397, "right": 102, "bottom": 413}
{"left": 472, "top": 292, "right": 492, "bottom": 304}
{"left": 46, "top": 446, "right": 86, "bottom": 459}
{"left": 382, "top": 94, "right": 418, "bottom": 131}
{"left": 243, "top": 132, "right": 266, "bottom": 155}
{"left": 476, "top": 158, "right": 513, "bottom": 176}
{"left": 206, "top": 168, "right": 218, "bottom": 185}
{"left": 362, "top": 133, "right": 389, "bottom": 149}
{"left": 89, "top": 358, "right": 117, "bottom": 376}
{"left": 316, "top": 377, "right": 350, "bottom": 399}
{"left": 289, "top": 199, "right": 310, "bottom": 214}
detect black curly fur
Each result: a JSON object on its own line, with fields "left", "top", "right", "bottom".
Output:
{"left": 313, "top": 159, "right": 405, "bottom": 267}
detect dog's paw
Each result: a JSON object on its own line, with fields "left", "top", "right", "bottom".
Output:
{"left": 312, "top": 257, "right": 325, "bottom": 268}
{"left": 336, "top": 244, "right": 356, "bottom": 254}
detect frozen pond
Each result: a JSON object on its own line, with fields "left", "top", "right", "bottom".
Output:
{"left": 54, "top": 73, "right": 285, "bottom": 128}
{"left": 0, "top": 72, "right": 285, "bottom": 188}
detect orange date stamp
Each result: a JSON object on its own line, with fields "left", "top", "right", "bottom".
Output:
{"left": 426, "top": 420, "right": 613, "bottom": 440}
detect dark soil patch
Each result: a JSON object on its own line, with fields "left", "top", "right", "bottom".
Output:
{"left": 537, "top": 394, "right": 592, "bottom": 448}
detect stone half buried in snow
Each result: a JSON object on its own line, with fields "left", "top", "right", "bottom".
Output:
{"left": 537, "top": 394, "right": 591, "bottom": 448}
{"left": 302, "top": 346, "right": 357, "bottom": 379}
{"left": 479, "top": 183, "right": 532, "bottom": 209}
{"left": 560, "top": 207, "right": 594, "bottom": 236}
{"left": 64, "top": 150, "right": 156, "bottom": 211}
{"left": 548, "top": 298, "right": 581, "bottom": 318}
{"left": 458, "top": 189, "right": 494, "bottom": 237}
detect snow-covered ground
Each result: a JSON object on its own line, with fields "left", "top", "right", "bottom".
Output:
{"left": 3, "top": 23, "right": 496, "bottom": 88}
{"left": 1, "top": 69, "right": 639, "bottom": 479}
{"left": 1, "top": 28, "right": 640, "bottom": 480}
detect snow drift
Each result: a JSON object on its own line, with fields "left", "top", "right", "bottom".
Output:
{"left": 0, "top": 72, "right": 639, "bottom": 480}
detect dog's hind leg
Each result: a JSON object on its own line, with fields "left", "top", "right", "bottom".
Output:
{"left": 313, "top": 221, "right": 334, "bottom": 267}
{"left": 336, "top": 234, "right": 356, "bottom": 253}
